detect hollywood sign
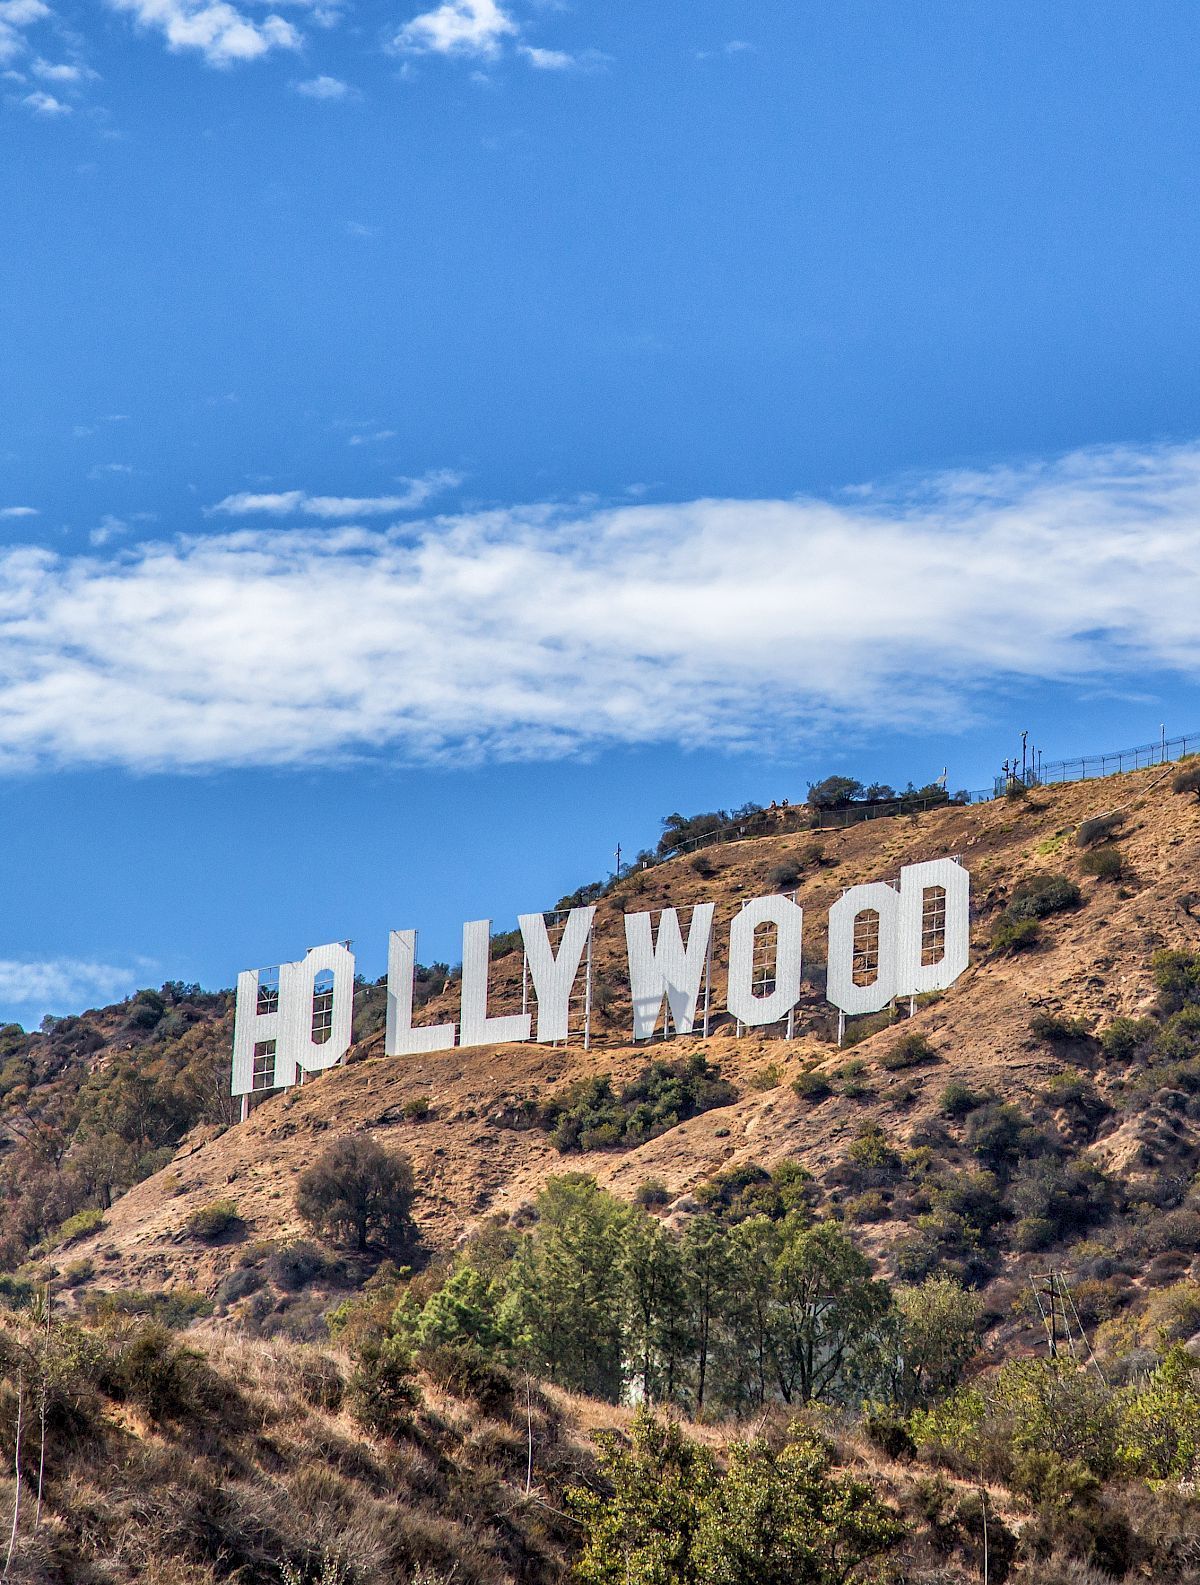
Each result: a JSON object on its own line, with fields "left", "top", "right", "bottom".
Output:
{"left": 231, "top": 857, "right": 969, "bottom": 1107}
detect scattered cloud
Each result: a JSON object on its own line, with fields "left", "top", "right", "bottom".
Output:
{"left": 0, "top": 957, "right": 146, "bottom": 1013}
{"left": 87, "top": 462, "right": 134, "bottom": 479}
{"left": 0, "top": 506, "right": 38, "bottom": 519}
{"left": 0, "top": 0, "right": 50, "bottom": 69}
{"left": 21, "top": 85, "right": 67, "bottom": 111}
{"left": 0, "top": 443, "right": 1194, "bottom": 774}
{"left": 519, "top": 43, "right": 608, "bottom": 72}
{"left": 394, "top": 0, "right": 516, "bottom": 58}
{"left": 294, "top": 72, "right": 353, "bottom": 98}
{"left": 105, "top": 0, "right": 299, "bottom": 66}
{"left": 89, "top": 514, "right": 130, "bottom": 547}
{"left": 519, "top": 44, "right": 570, "bottom": 69}
{"left": 345, "top": 220, "right": 377, "bottom": 238}
{"left": 207, "top": 469, "right": 463, "bottom": 517}
{"left": 32, "top": 56, "right": 93, "bottom": 81}
{"left": 348, "top": 429, "right": 396, "bottom": 446}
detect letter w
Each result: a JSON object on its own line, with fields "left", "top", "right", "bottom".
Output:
{"left": 624, "top": 904, "right": 715, "bottom": 1041}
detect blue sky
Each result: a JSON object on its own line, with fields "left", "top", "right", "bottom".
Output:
{"left": 0, "top": 0, "right": 1199, "bottom": 1022}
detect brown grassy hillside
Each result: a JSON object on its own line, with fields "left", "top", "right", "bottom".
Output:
{"left": 51, "top": 763, "right": 1200, "bottom": 1354}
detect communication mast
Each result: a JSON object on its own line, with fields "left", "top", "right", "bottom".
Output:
{"left": 1030, "top": 1270, "right": 1105, "bottom": 1382}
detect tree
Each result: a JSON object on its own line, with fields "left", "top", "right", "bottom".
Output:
{"left": 806, "top": 777, "right": 864, "bottom": 811}
{"left": 681, "top": 1214, "right": 733, "bottom": 1412}
{"left": 768, "top": 1218, "right": 892, "bottom": 1405}
{"left": 571, "top": 1412, "right": 901, "bottom": 1585}
{"left": 694, "top": 1434, "right": 902, "bottom": 1585}
{"left": 504, "top": 1174, "right": 627, "bottom": 1399}
{"left": 295, "top": 1135, "right": 415, "bottom": 1254}
{"left": 619, "top": 1210, "right": 689, "bottom": 1403}
{"left": 570, "top": 1406, "right": 717, "bottom": 1585}
{"left": 891, "top": 1277, "right": 982, "bottom": 1409}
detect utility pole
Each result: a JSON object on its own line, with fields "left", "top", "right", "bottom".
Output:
{"left": 614, "top": 843, "right": 622, "bottom": 881}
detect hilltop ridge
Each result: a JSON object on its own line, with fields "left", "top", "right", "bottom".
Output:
{"left": 34, "top": 761, "right": 1200, "bottom": 1357}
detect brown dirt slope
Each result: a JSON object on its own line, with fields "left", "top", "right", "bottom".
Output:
{"left": 66, "top": 765, "right": 1200, "bottom": 1300}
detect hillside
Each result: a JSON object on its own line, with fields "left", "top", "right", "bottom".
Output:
{"left": 30, "top": 762, "right": 1198, "bottom": 1359}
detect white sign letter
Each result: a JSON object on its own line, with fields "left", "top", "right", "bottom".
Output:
{"left": 518, "top": 907, "right": 595, "bottom": 1043}
{"left": 232, "top": 965, "right": 282, "bottom": 1098}
{"left": 896, "top": 857, "right": 970, "bottom": 996}
{"left": 625, "top": 904, "right": 715, "bottom": 1040}
{"left": 386, "top": 929, "right": 456, "bottom": 1056}
{"left": 459, "top": 919, "right": 533, "bottom": 1048}
{"left": 727, "top": 894, "right": 804, "bottom": 1028}
{"left": 827, "top": 882, "right": 899, "bottom": 1016}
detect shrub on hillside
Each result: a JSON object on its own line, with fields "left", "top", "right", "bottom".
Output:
{"left": 1101, "top": 1017, "right": 1157, "bottom": 1063}
{"left": 296, "top": 1137, "right": 416, "bottom": 1255}
{"left": 1153, "top": 949, "right": 1200, "bottom": 1011}
{"left": 990, "top": 915, "right": 1041, "bottom": 955}
{"left": 539, "top": 1054, "right": 734, "bottom": 1153}
{"left": 1031, "top": 1011, "right": 1091, "bottom": 1044}
{"left": 792, "top": 1070, "right": 833, "bottom": 1103}
{"left": 1080, "top": 846, "right": 1123, "bottom": 882}
{"left": 1007, "top": 872, "right": 1082, "bottom": 920}
{"left": 348, "top": 1336, "right": 420, "bottom": 1437}
{"left": 880, "top": 1032, "right": 939, "bottom": 1072}
{"left": 1172, "top": 762, "right": 1200, "bottom": 799}
{"left": 939, "top": 1082, "right": 989, "bottom": 1119}
{"left": 184, "top": 1198, "right": 243, "bottom": 1242}
{"left": 767, "top": 859, "right": 802, "bottom": 890}
{"left": 1077, "top": 812, "right": 1124, "bottom": 847}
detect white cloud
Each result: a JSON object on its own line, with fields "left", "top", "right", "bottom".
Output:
{"left": 88, "top": 461, "right": 134, "bottom": 478}
{"left": 207, "top": 469, "right": 463, "bottom": 517}
{"left": 0, "top": 957, "right": 144, "bottom": 1012}
{"left": 394, "top": 0, "right": 516, "bottom": 58}
{"left": 519, "top": 44, "right": 570, "bottom": 69}
{"left": 0, "top": 0, "right": 47, "bottom": 67}
{"left": 349, "top": 429, "right": 396, "bottom": 446}
{"left": 519, "top": 43, "right": 608, "bottom": 72}
{"left": 89, "top": 514, "right": 130, "bottom": 547}
{"left": 0, "top": 443, "right": 1194, "bottom": 774}
{"left": 106, "top": 0, "right": 299, "bottom": 65}
{"left": 32, "top": 57, "right": 88, "bottom": 80}
{"left": 0, "top": 506, "right": 37, "bottom": 519}
{"left": 294, "top": 72, "right": 352, "bottom": 98}
{"left": 21, "top": 85, "right": 66, "bottom": 110}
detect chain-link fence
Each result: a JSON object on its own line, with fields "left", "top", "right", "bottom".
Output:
{"left": 633, "top": 727, "right": 1200, "bottom": 872}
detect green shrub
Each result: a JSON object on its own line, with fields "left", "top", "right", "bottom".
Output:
{"left": 792, "top": 1070, "right": 832, "bottom": 1103}
{"left": 1101, "top": 1017, "right": 1157, "bottom": 1063}
{"left": 1080, "top": 846, "right": 1123, "bottom": 881}
{"left": 349, "top": 1336, "right": 420, "bottom": 1437}
{"left": 1007, "top": 872, "right": 1082, "bottom": 920}
{"left": 767, "top": 860, "right": 801, "bottom": 890}
{"left": 1076, "top": 812, "right": 1124, "bottom": 847}
{"left": 1153, "top": 949, "right": 1200, "bottom": 1010}
{"left": 939, "top": 1082, "right": 988, "bottom": 1119}
{"left": 54, "top": 1208, "right": 105, "bottom": 1246}
{"left": 541, "top": 1054, "right": 735, "bottom": 1153}
{"left": 103, "top": 1322, "right": 227, "bottom": 1424}
{"left": 633, "top": 1177, "right": 670, "bottom": 1209}
{"left": 184, "top": 1198, "right": 242, "bottom": 1241}
{"left": 991, "top": 915, "right": 1041, "bottom": 954}
{"left": 880, "top": 1032, "right": 939, "bottom": 1071}
{"left": 1030, "top": 1011, "right": 1090, "bottom": 1043}
{"left": 747, "top": 1062, "right": 784, "bottom": 1091}
{"left": 418, "top": 1340, "right": 515, "bottom": 1415}
{"left": 402, "top": 1096, "right": 432, "bottom": 1121}
{"left": 1172, "top": 763, "right": 1200, "bottom": 799}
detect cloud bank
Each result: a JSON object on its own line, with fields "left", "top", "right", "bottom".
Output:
{"left": 0, "top": 442, "right": 1197, "bottom": 773}
{"left": 106, "top": 0, "right": 298, "bottom": 65}
{"left": 0, "top": 957, "right": 145, "bottom": 1011}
